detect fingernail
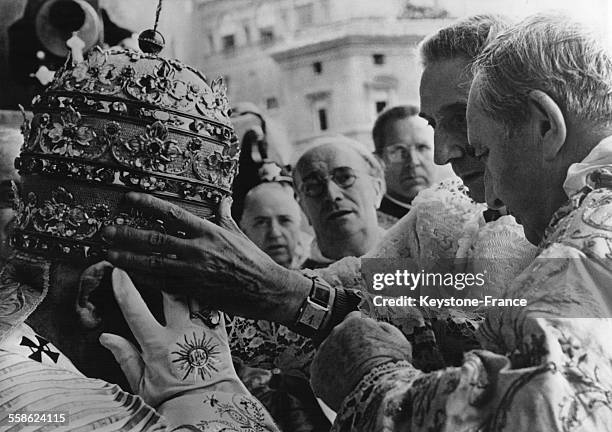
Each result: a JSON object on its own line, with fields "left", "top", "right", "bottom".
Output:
{"left": 101, "top": 226, "right": 116, "bottom": 244}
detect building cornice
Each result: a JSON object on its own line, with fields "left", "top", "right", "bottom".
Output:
{"left": 271, "top": 33, "right": 423, "bottom": 62}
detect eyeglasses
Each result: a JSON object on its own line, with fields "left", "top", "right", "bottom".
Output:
{"left": 382, "top": 144, "right": 430, "bottom": 163}
{"left": 299, "top": 166, "right": 359, "bottom": 197}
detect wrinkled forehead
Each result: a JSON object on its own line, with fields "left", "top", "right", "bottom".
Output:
{"left": 296, "top": 144, "right": 365, "bottom": 180}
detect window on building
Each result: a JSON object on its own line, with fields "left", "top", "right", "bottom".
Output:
{"left": 296, "top": 3, "right": 314, "bottom": 28}
{"left": 222, "top": 34, "right": 235, "bottom": 52}
{"left": 259, "top": 27, "right": 275, "bottom": 45}
{"left": 313, "top": 61, "right": 323, "bottom": 74}
{"left": 376, "top": 101, "right": 387, "bottom": 113}
{"left": 266, "top": 97, "right": 279, "bottom": 110}
{"left": 308, "top": 91, "right": 331, "bottom": 133}
{"left": 373, "top": 54, "right": 385, "bottom": 65}
{"left": 318, "top": 108, "right": 328, "bottom": 131}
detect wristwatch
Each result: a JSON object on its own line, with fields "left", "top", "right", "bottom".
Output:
{"left": 290, "top": 270, "right": 335, "bottom": 338}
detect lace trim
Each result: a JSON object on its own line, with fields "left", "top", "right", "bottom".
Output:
{"left": 331, "top": 360, "right": 417, "bottom": 431}
{"left": 348, "top": 360, "right": 411, "bottom": 397}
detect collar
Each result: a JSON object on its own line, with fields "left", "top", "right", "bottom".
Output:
{"left": 563, "top": 136, "right": 612, "bottom": 196}
{"left": 382, "top": 194, "right": 412, "bottom": 211}
{"left": 310, "top": 226, "right": 386, "bottom": 263}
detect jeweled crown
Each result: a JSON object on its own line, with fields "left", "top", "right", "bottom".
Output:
{"left": 13, "top": 47, "right": 239, "bottom": 262}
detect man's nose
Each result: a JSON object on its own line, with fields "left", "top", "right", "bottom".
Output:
{"left": 322, "top": 178, "right": 344, "bottom": 201}
{"left": 484, "top": 168, "right": 504, "bottom": 209}
{"left": 267, "top": 219, "right": 282, "bottom": 238}
{"left": 404, "top": 147, "right": 421, "bottom": 168}
{"left": 433, "top": 132, "right": 464, "bottom": 166}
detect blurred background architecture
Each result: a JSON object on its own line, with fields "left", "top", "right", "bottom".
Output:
{"left": 1, "top": 0, "right": 610, "bottom": 161}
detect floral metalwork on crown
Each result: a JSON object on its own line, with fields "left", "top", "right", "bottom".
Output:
{"left": 15, "top": 187, "right": 165, "bottom": 241}
{"left": 126, "top": 60, "right": 194, "bottom": 107}
{"left": 51, "top": 47, "right": 232, "bottom": 123}
{"left": 37, "top": 107, "right": 103, "bottom": 158}
{"left": 111, "top": 121, "right": 194, "bottom": 174}
{"left": 56, "top": 49, "right": 127, "bottom": 95}
{"left": 194, "top": 150, "right": 238, "bottom": 189}
{"left": 196, "top": 77, "right": 231, "bottom": 122}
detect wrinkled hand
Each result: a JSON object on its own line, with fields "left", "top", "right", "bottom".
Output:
{"left": 100, "top": 268, "right": 243, "bottom": 408}
{"left": 101, "top": 193, "right": 310, "bottom": 325}
{"left": 310, "top": 311, "right": 412, "bottom": 411}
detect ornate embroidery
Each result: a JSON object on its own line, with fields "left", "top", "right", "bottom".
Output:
{"left": 227, "top": 317, "right": 314, "bottom": 378}
{"left": 193, "top": 393, "right": 271, "bottom": 432}
{"left": 172, "top": 332, "right": 221, "bottom": 380}
{"left": 557, "top": 332, "right": 612, "bottom": 430}
{"left": 582, "top": 195, "right": 612, "bottom": 231}
{"left": 0, "top": 282, "right": 26, "bottom": 320}
{"left": 0, "top": 255, "right": 51, "bottom": 342}
{"left": 488, "top": 362, "right": 556, "bottom": 431}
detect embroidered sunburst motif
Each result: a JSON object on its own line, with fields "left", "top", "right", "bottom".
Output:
{"left": 171, "top": 331, "right": 220, "bottom": 381}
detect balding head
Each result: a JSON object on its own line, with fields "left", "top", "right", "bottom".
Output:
{"left": 240, "top": 182, "right": 303, "bottom": 268}
{"left": 294, "top": 137, "right": 384, "bottom": 260}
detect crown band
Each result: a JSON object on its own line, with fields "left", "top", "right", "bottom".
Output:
{"left": 33, "top": 91, "right": 236, "bottom": 144}
{"left": 16, "top": 152, "right": 229, "bottom": 204}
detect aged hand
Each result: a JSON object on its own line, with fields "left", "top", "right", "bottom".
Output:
{"left": 101, "top": 193, "right": 311, "bottom": 325}
{"left": 99, "top": 268, "right": 244, "bottom": 408}
{"left": 310, "top": 311, "right": 412, "bottom": 411}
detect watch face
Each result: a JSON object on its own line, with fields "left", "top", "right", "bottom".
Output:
{"left": 312, "top": 285, "right": 331, "bottom": 305}
{"left": 298, "top": 301, "right": 328, "bottom": 329}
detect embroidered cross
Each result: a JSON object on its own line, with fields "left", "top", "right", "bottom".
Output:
{"left": 20, "top": 335, "right": 60, "bottom": 363}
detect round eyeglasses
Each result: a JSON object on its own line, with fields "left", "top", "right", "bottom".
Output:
{"left": 299, "top": 166, "right": 358, "bottom": 197}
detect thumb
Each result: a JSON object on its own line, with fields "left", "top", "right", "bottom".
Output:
{"left": 216, "top": 197, "right": 244, "bottom": 236}
{"left": 100, "top": 333, "right": 144, "bottom": 393}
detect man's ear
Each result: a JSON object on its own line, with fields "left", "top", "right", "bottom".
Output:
{"left": 528, "top": 90, "right": 567, "bottom": 161}
{"left": 372, "top": 176, "right": 384, "bottom": 209}
{"left": 75, "top": 261, "right": 113, "bottom": 329}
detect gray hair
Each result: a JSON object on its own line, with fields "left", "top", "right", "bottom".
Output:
{"left": 372, "top": 105, "right": 419, "bottom": 155}
{"left": 472, "top": 13, "right": 612, "bottom": 131}
{"left": 294, "top": 135, "right": 386, "bottom": 195}
{"left": 418, "top": 14, "right": 511, "bottom": 68}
